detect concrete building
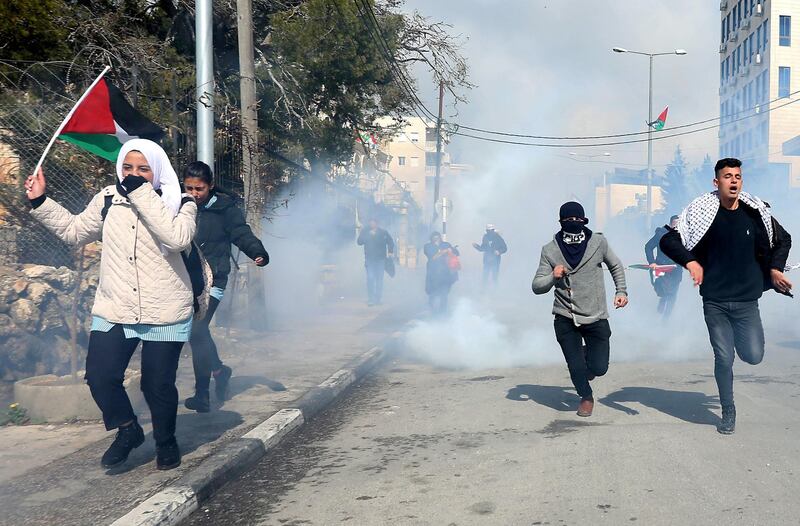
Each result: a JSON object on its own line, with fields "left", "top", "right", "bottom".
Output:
{"left": 719, "top": 0, "right": 800, "bottom": 189}
{"left": 594, "top": 168, "right": 665, "bottom": 230}
{"left": 375, "top": 116, "right": 452, "bottom": 221}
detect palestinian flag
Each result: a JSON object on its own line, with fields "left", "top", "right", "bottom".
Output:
{"left": 628, "top": 264, "right": 677, "bottom": 278}
{"left": 58, "top": 78, "right": 164, "bottom": 162}
{"left": 649, "top": 106, "right": 669, "bottom": 131}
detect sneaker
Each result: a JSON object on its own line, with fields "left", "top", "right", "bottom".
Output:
{"left": 101, "top": 421, "right": 145, "bottom": 468}
{"left": 718, "top": 406, "right": 736, "bottom": 435}
{"left": 156, "top": 439, "right": 181, "bottom": 470}
{"left": 184, "top": 391, "right": 210, "bottom": 413}
{"left": 214, "top": 365, "right": 233, "bottom": 402}
{"left": 577, "top": 398, "right": 594, "bottom": 417}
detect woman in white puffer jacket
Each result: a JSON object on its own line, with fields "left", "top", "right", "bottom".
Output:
{"left": 26, "top": 139, "right": 196, "bottom": 471}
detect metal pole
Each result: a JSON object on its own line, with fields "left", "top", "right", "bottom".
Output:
{"left": 441, "top": 197, "right": 447, "bottom": 241}
{"left": 431, "top": 81, "right": 445, "bottom": 228}
{"left": 646, "top": 54, "right": 654, "bottom": 232}
{"left": 196, "top": 0, "right": 214, "bottom": 166}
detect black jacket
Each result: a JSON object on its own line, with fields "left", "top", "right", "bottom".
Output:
{"left": 660, "top": 203, "right": 791, "bottom": 295}
{"left": 195, "top": 192, "right": 269, "bottom": 289}
{"left": 357, "top": 227, "right": 394, "bottom": 261}
{"left": 475, "top": 231, "right": 508, "bottom": 265}
{"left": 645, "top": 226, "right": 677, "bottom": 266}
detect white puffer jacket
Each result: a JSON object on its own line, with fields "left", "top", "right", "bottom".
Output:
{"left": 31, "top": 183, "right": 197, "bottom": 325}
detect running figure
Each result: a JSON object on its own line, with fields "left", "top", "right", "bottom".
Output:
{"left": 533, "top": 202, "right": 628, "bottom": 418}
{"left": 660, "top": 158, "right": 792, "bottom": 435}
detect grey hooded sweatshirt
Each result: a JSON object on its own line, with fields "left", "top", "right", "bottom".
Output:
{"left": 532, "top": 233, "right": 627, "bottom": 326}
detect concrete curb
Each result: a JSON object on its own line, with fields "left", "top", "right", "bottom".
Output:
{"left": 111, "top": 331, "right": 403, "bottom": 526}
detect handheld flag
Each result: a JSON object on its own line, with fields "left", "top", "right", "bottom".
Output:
{"left": 628, "top": 264, "right": 677, "bottom": 278}
{"left": 649, "top": 106, "right": 669, "bottom": 131}
{"left": 32, "top": 67, "right": 164, "bottom": 177}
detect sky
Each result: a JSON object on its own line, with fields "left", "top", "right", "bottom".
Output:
{"left": 401, "top": 0, "right": 720, "bottom": 178}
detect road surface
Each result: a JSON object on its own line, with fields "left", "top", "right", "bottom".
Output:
{"left": 185, "top": 331, "right": 800, "bottom": 525}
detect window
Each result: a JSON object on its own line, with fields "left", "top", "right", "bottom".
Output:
{"left": 722, "top": 20, "right": 727, "bottom": 44}
{"left": 779, "top": 66, "right": 791, "bottom": 97}
{"left": 410, "top": 156, "right": 419, "bottom": 167}
{"left": 398, "top": 156, "right": 406, "bottom": 166}
{"left": 744, "top": 38, "right": 750, "bottom": 64}
{"left": 764, "top": 18, "right": 769, "bottom": 45}
{"left": 409, "top": 131, "right": 420, "bottom": 143}
{"left": 749, "top": 34, "right": 756, "bottom": 59}
{"left": 780, "top": 16, "right": 791, "bottom": 46}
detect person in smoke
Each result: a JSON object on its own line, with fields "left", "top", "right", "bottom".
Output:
{"left": 25, "top": 139, "right": 196, "bottom": 470}
{"left": 644, "top": 214, "right": 683, "bottom": 319}
{"left": 424, "top": 231, "right": 459, "bottom": 315}
{"left": 182, "top": 161, "right": 269, "bottom": 413}
{"left": 472, "top": 223, "right": 507, "bottom": 288}
{"left": 356, "top": 218, "right": 394, "bottom": 306}
{"left": 660, "top": 158, "right": 792, "bottom": 435}
{"left": 532, "top": 202, "right": 628, "bottom": 418}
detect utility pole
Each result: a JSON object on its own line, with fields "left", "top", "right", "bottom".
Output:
{"left": 195, "top": 0, "right": 214, "bottom": 166}
{"left": 646, "top": 54, "right": 654, "bottom": 232}
{"left": 236, "top": 0, "right": 266, "bottom": 326}
{"left": 431, "top": 81, "right": 445, "bottom": 229}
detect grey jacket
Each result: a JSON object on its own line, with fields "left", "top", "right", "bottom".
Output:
{"left": 532, "top": 233, "right": 627, "bottom": 326}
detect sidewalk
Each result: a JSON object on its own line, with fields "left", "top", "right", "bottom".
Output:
{"left": 0, "top": 298, "right": 416, "bottom": 526}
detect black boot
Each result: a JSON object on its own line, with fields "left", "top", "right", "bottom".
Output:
{"left": 101, "top": 421, "right": 145, "bottom": 468}
{"left": 184, "top": 391, "right": 210, "bottom": 413}
{"left": 214, "top": 365, "right": 233, "bottom": 402}
{"left": 156, "top": 438, "right": 181, "bottom": 470}
{"left": 718, "top": 405, "right": 736, "bottom": 435}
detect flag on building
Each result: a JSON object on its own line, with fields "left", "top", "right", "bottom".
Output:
{"left": 58, "top": 78, "right": 164, "bottom": 161}
{"left": 649, "top": 106, "right": 669, "bottom": 131}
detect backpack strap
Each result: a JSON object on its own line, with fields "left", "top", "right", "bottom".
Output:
{"left": 101, "top": 194, "right": 114, "bottom": 221}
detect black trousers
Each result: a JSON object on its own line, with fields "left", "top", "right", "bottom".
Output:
{"left": 553, "top": 315, "right": 611, "bottom": 400}
{"left": 189, "top": 297, "right": 222, "bottom": 393}
{"left": 85, "top": 325, "right": 183, "bottom": 445}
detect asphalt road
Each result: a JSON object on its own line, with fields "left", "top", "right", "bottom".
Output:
{"left": 185, "top": 330, "right": 800, "bottom": 525}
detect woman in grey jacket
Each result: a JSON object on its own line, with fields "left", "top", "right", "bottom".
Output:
{"left": 25, "top": 139, "right": 197, "bottom": 471}
{"left": 532, "top": 202, "right": 628, "bottom": 417}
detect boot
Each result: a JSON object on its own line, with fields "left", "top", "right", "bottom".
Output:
{"left": 101, "top": 420, "right": 145, "bottom": 468}
{"left": 184, "top": 391, "right": 210, "bottom": 413}
{"left": 214, "top": 365, "right": 233, "bottom": 402}
{"left": 156, "top": 438, "right": 181, "bottom": 470}
{"left": 718, "top": 405, "right": 736, "bottom": 435}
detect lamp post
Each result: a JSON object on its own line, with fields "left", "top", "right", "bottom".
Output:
{"left": 612, "top": 47, "right": 687, "bottom": 231}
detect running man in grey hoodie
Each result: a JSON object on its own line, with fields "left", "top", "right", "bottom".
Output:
{"left": 533, "top": 202, "right": 628, "bottom": 417}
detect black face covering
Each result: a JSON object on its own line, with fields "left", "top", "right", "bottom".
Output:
{"left": 555, "top": 223, "right": 592, "bottom": 269}
{"left": 559, "top": 220, "right": 584, "bottom": 234}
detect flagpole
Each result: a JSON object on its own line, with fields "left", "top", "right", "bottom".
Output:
{"left": 31, "top": 65, "right": 111, "bottom": 178}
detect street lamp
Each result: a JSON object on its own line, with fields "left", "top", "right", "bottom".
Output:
{"left": 613, "top": 46, "right": 687, "bottom": 231}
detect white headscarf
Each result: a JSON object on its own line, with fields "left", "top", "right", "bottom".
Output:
{"left": 116, "top": 139, "right": 182, "bottom": 217}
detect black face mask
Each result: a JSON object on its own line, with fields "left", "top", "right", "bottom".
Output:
{"left": 560, "top": 220, "right": 584, "bottom": 234}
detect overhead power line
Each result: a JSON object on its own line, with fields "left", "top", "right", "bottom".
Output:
{"left": 451, "top": 95, "right": 800, "bottom": 148}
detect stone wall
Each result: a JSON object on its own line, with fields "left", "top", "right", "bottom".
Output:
{"left": 0, "top": 264, "right": 98, "bottom": 382}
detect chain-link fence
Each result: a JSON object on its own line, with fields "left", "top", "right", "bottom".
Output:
{"left": 0, "top": 60, "right": 252, "bottom": 269}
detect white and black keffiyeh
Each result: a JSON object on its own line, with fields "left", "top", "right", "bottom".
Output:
{"left": 676, "top": 191, "right": 773, "bottom": 251}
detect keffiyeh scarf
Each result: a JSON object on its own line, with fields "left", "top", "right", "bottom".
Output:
{"left": 676, "top": 191, "right": 773, "bottom": 251}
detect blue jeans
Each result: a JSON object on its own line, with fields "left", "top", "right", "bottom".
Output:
{"left": 483, "top": 260, "right": 500, "bottom": 288}
{"left": 365, "top": 259, "right": 384, "bottom": 304}
{"left": 703, "top": 300, "right": 765, "bottom": 409}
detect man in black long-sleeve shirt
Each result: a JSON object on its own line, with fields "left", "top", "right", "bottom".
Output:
{"left": 660, "top": 158, "right": 792, "bottom": 435}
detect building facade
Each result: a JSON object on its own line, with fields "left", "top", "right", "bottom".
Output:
{"left": 719, "top": 0, "right": 800, "bottom": 189}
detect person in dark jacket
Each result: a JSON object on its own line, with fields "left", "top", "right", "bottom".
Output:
{"left": 660, "top": 158, "right": 792, "bottom": 435}
{"left": 472, "top": 224, "right": 508, "bottom": 288}
{"left": 357, "top": 219, "right": 394, "bottom": 306}
{"left": 424, "top": 232, "right": 459, "bottom": 315}
{"left": 182, "top": 162, "right": 269, "bottom": 412}
{"left": 644, "top": 215, "right": 683, "bottom": 319}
